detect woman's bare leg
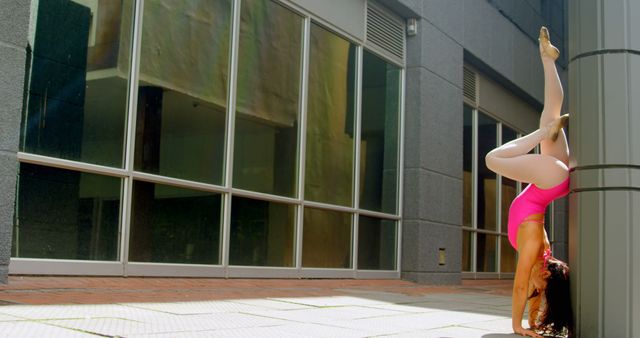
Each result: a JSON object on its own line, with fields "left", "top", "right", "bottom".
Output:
{"left": 486, "top": 121, "right": 569, "bottom": 188}
{"left": 539, "top": 27, "right": 569, "bottom": 164}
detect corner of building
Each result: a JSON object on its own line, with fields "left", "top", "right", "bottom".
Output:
{"left": 0, "top": 0, "right": 31, "bottom": 284}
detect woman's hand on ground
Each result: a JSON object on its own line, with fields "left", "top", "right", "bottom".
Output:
{"left": 513, "top": 326, "right": 543, "bottom": 337}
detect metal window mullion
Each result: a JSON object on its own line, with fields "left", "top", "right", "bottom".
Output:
{"left": 131, "top": 171, "right": 229, "bottom": 194}
{"left": 352, "top": 45, "right": 363, "bottom": 274}
{"left": 496, "top": 123, "right": 502, "bottom": 273}
{"left": 221, "top": 0, "right": 242, "bottom": 273}
{"left": 471, "top": 108, "right": 478, "bottom": 273}
{"left": 121, "top": 0, "right": 145, "bottom": 276}
{"left": 395, "top": 68, "right": 406, "bottom": 274}
{"left": 17, "top": 153, "right": 129, "bottom": 178}
{"left": 295, "top": 17, "right": 311, "bottom": 273}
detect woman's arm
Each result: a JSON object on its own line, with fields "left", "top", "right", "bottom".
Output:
{"left": 527, "top": 291, "right": 542, "bottom": 328}
{"left": 512, "top": 225, "right": 543, "bottom": 337}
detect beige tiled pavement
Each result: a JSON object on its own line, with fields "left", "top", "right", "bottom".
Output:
{"left": 0, "top": 277, "right": 530, "bottom": 337}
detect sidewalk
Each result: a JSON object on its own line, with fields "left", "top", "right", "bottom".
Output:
{"left": 0, "top": 277, "right": 524, "bottom": 337}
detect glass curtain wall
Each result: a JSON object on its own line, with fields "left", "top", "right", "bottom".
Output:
{"left": 462, "top": 104, "right": 521, "bottom": 275}
{"left": 13, "top": 0, "right": 403, "bottom": 276}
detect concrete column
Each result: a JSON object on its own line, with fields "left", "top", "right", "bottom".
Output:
{"left": 400, "top": 0, "right": 464, "bottom": 285}
{"left": 568, "top": 1, "right": 640, "bottom": 337}
{"left": 0, "top": 0, "right": 31, "bottom": 284}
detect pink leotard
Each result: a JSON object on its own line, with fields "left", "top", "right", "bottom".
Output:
{"left": 507, "top": 177, "right": 569, "bottom": 250}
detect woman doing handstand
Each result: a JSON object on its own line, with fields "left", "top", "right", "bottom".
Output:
{"left": 485, "top": 27, "right": 573, "bottom": 338}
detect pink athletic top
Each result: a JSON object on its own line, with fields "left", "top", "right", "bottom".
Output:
{"left": 507, "top": 177, "right": 570, "bottom": 250}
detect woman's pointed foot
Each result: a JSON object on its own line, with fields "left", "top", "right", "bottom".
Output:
{"left": 546, "top": 114, "right": 569, "bottom": 141}
{"left": 539, "top": 26, "right": 560, "bottom": 61}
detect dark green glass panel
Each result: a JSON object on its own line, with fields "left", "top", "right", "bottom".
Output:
{"left": 463, "top": 105, "right": 473, "bottom": 228}
{"left": 462, "top": 230, "right": 472, "bottom": 271}
{"left": 304, "top": 23, "right": 356, "bottom": 206}
{"left": 129, "top": 181, "right": 222, "bottom": 265}
{"left": 21, "top": 0, "right": 134, "bottom": 167}
{"left": 359, "top": 51, "right": 400, "bottom": 214}
{"left": 500, "top": 235, "right": 516, "bottom": 273}
{"left": 302, "top": 208, "right": 352, "bottom": 268}
{"left": 357, "top": 216, "right": 396, "bottom": 270}
{"left": 477, "top": 113, "right": 497, "bottom": 231}
{"left": 13, "top": 163, "right": 121, "bottom": 261}
{"left": 476, "top": 233, "right": 497, "bottom": 272}
{"left": 134, "top": 0, "right": 232, "bottom": 184}
{"left": 229, "top": 196, "right": 295, "bottom": 267}
{"left": 233, "top": 0, "right": 302, "bottom": 197}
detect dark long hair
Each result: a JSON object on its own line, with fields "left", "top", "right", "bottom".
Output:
{"left": 539, "top": 258, "right": 574, "bottom": 337}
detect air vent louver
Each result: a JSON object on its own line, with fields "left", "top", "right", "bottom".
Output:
{"left": 463, "top": 67, "right": 477, "bottom": 104}
{"left": 366, "top": 2, "right": 405, "bottom": 64}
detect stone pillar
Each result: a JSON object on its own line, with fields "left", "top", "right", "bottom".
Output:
{"left": 0, "top": 0, "right": 31, "bottom": 284}
{"left": 400, "top": 1, "right": 464, "bottom": 285}
{"left": 568, "top": 1, "right": 640, "bottom": 337}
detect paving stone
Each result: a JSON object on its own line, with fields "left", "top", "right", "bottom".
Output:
{"left": 128, "top": 327, "right": 305, "bottom": 338}
{"left": 45, "top": 317, "right": 151, "bottom": 336}
{"left": 269, "top": 295, "right": 389, "bottom": 308}
{"left": 270, "top": 323, "right": 368, "bottom": 338}
{"left": 228, "top": 298, "right": 313, "bottom": 310}
{"left": 124, "top": 300, "right": 267, "bottom": 315}
{"left": 0, "top": 304, "right": 165, "bottom": 320}
{"left": 394, "top": 325, "right": 494, "bottom": 338}
{"left": 462, "top": 317, "right": 527, "bottom": 334}
{"left": 0, "top": 320, "right": 110, "bottom": 337}
{"left": 0, "top": 313, "right": 21, "bottom": 321}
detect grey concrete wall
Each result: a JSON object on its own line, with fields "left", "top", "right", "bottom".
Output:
{"left": 399, "top": 0, "right": 463, "bottom": 284}
{"left": 0, "top": 0, "right": 30, "bottom": 283}
{"left": 569, "top": 0, "right": 640, "bottom": 336}
{"left": 397, "top": 0, "right": 567, "bottom": 283}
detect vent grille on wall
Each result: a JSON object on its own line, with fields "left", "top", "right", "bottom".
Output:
{"left": 463, "top": 67, "right": 477, "bottom": 104}
{"left": 365, "top": 2, "right": 405, "bottom": 65}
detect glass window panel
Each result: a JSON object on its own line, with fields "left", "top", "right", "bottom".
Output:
{"left": 544, "top": 204, "right": 553, "bottom": 240}
{"left": 463, "top": 105, "right": 473, "bottom": 228}
{"left": 134, "top": 0, "right": 232, "bottom": 184}
{"left": 304, "top": 23, "right": 357, "bottom": 206}
{"left": 229, "top": 197, "right": 295, "bottom": 267}
{"left": 501, "top": 126, "right": 519, "bottom": 234}
{"left": 477, "top": 113, "right": 497, "bottom": 231}
{"left": 129, "top": 181, "right": 222, "bottom": 264}
{"left": 360, "top": 51, "right": 401, "bottom": 214}
{"left": 476, "top": 233, "right": 497, "bottom": 272}
{"left": 12, "top": 163, "right": 121, "bottom": 261}
{"left": 233, "top": 0, "right": 302, "bottom": 197}
{"left": 302, "top": 208, "right": 352, "bottom": 268}
{"left": 500, "top": 235, "right": 516, "bottom": 273}
{"left": 21, "top": 0, "right": 134, "bottom": 167}
{"left": 357, "top": 216, "right": 396, "bottom": 270}
{"left": 462, "top": 230, "right": 472, "bottom": 272}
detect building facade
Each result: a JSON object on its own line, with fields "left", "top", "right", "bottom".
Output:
{"left": 1, "top": 0, "right": 568, "bottom": 283}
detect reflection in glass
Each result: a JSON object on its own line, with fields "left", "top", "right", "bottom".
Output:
{"left": 134, "top": 0, "right": 232, "bottom": 184}
{"left": 358, "top": 216, "right": 396, "bottom": 270}
{"left": 360, "top": 51, "right": 401, "bottom": 214}
{"left": 129, "top": 181, "right": 222, "bottom": 264}
{"left": 462, "top": 230, "right": 472, "bottom": 271}
{"left": 13, "top": 163, "right": 121, "bottom": 260}
{"left": 229, "top": 197, "right": 295, "bottom": 267}
{"left": 501, "top": 127, "right": 519, "bottom": 233}
{"left": 302, "top": 208, "right": 352, "bottom": 268}
{"left": 500, "top": 235, "right": 516, "bottom": 273}
{"left": 477, "top": 113, "right": 497, "bottom": 231}
{"left": 477, "top": 233, "right": 497, "bottom": 272}
{"left": 463, "top": 105, "right": 473, "bottom": 228}
{"left": 21, "top": 0, "right": 134, "bottom": 167}
{"left": 305, "top": 24, "right": 356, "bottom": 206}
{"left": 233, "top": 0, "right": 302, "bottom": 196}
{"left": 544, "top": 205, "right": 553, "bottom": 240}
